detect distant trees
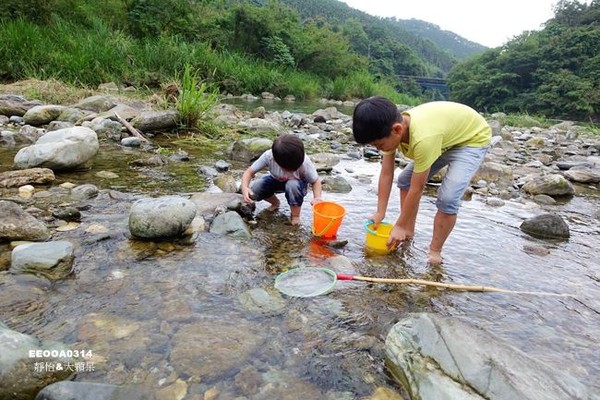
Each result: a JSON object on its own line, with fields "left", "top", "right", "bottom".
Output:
{"left": 448, "top": 0, "right": 599, "bottom": 120}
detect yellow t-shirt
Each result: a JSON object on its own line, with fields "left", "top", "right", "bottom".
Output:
{"left": 385, "top": 101, "right": 491, "bottom": 173}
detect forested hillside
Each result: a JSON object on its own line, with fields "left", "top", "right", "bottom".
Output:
{"left": 448, "top": 0, "right": 600, "bottom": 121}
{"left": 0, "top": 0, "right": 482, "bottom": 103}
{"left": 278, "top": 0, "right": 485, "bottom": 76}
{"left": 0, "top": 0, "right": 597, "bottom": 121}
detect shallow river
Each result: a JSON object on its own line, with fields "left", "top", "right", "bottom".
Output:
{"left": 1, "top": 106, "right": 599, "bottom": 398}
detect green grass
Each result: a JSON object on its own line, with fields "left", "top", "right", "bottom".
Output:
{"left": 0, "top": 17, "right": 422, "bottom": 104}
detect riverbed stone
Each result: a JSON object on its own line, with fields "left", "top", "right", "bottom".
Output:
{"left": 520, "top": 213, "right": 570, "bottom": 239}
{"left": 385, "top": 313, "right": 590, "bottom": 400}
{"left": 229, "top": 137, "right": 273, "bottom": 162}
{"left": 170, "top": 318, "right": 267, "bottom": 381}
{"left": 563, "top": 167, "right": 600, "bottom": 183}
{"left": 129, "top": 195, "right": 197, "bottom": 239}
{"left": 0, "top": 95, "right": 42, "bottom": 117}
{"left": 34, "top": 381, "right": 153, "bottom": 400}
{"left": 130, "top": 110, "right": 179, "bottom": 132}
{"left": 0, "top": 167, "right": 55, "bottom": 188}
{"left": 209, "top": 211, "right": 251, "bottom": 238}
{"left": 0, "top": 200, "right": 50, "bottom": 242}
{"left": 521, "top": 174, "right": 575, "bottom": 196}
{"left": 13, "top": 126, "right": 100, "bottom": 170}
{"left": 238, "top": 288, "right": 286, "bottom": 315}
{"left": 0, "top": 322, "right": 73, "bottom": 400}
{"left": 22, "top": 105, "right": 66, "bottom": 126}
{"left": 11, "top": 241, "right": 75, "bottom": 280}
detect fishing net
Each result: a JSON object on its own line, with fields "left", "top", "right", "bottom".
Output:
{"left": 274, "top": 267, "right": 337, "bottom": 297}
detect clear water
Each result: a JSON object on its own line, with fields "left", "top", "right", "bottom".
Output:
{"left": 1, "top": 117, "right": 599, "bottom": 398}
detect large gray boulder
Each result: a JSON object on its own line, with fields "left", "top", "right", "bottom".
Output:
{"left": 129, "top": 195, "right": 197, "bottom": 239}
{"left": 385, "top": 313, "right": 591, "bottom": 400}
{"left": 13, "top": 126, "right": 99, "bottom": 170}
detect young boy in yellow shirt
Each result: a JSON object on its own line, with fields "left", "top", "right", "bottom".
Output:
{"left": 352, "top": 96, "right": 491, "bottom": 264}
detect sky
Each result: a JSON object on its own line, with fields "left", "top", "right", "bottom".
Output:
{"left": 339, "top": 0, "right": 576, "bottom": 48}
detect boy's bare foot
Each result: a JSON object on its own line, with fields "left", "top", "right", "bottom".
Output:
{"left": 291, "top": 216, "right": 301, "bottom": 225}
{"left": 427, "top": 248, "right": 443, "bottom": 265}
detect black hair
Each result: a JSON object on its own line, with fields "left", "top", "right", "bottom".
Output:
{"left": 272, "top": 134, "right": 305, "bottom": 171}
{"left": 352, "top": 96, "right": 403, "bottom": 144}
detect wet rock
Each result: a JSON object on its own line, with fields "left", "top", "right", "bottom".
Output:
{"left": 121, "top": 137, "right": 141, "bottom": 147}
{"left": 189, "top": 192, "right": 246, "bottom": 218}
{"left": 238, "top": 288, "right": 286, "bottom": 315}
{"left": 22, "top": 105, "right": 66, "bottom": 126}
{"left": 563, "top": 167, "right": 600, "bottom": 184}
{"left": 51, "top": 206, "right": 81, "bottom": 222}
{"left": 0, "top": 200, "right": 50, "bottom": 241}
{"left": 0, "top": 167, "right": 55, "bottom": 188}
{"left": 214, "top": 159, "right": 230, "bottom": 172}
{"left": 229, "top": 137, "right": 273, "bottom": 162}
{"left": 209, "top": 211, "right": 251, "bottom": 238}
{"left": 129, "top": 195, "right": 197, "bottom": 239}
{"left": 83, "top": 117, "right": 123, "bottom": 140}
{"left": 169, "top": 318, "right": 267, "bottom": 381}
{"left": 0, "top": 95, "right": 42, "bottom": 117}
{"left": 35, "top": 381, "right": 154, "bottom": 400}
{"left": 321, "top": 175, "right": 352, "bottom": 193}
{"left": 213, "top": 173, "right": 238, "bottom": 193}
{"left": 521, "top": 174, "right": 575, "bottom": 196}
{"left": 72, "top": 95, "right": 118, "bottom": 113}
{"left": 46, "top": 121, "right": 74, "bottom": 131}
{"left": 13, "top": 126, "right": 100, "bottom": 170}
{"left": 385, "top": 313, "right": 590, "bottom": 400}
{"left": 71, "top": 184, "right": 99, "bottom": 201}
{"left": 131, "top": 110, "right": 178, "bottom": 132}
{"left": 533, "top": 194, "right": 557, "bottom": 205}
{"left": 313, "top": 106, "right": 348, "bottom": 121}
{"left": 520, "top": 213, "right": 570, "bottom": 239}
{"left": 237, "top": 118, "right": 283, "bottom": 135}
{"left": 11, "top": 240, "right": 75, "bottom": 280}
{"left": 129, "top": 154, "right": 167, "bottom": 167}
{"left": 310, "top": 152, "right": 341, "bottom": 170}
{"left": 0, "top": 322, "right": 73, "bottom": 400}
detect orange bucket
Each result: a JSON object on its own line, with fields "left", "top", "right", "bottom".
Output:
{"left": 312, "top": 201, "right": 345, "bottom": 239}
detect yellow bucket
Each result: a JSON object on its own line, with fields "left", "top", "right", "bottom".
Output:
{"left": 312, "top": 201, "right": 346, "bottom": 239}
{"left": 365, "top": 221, "right": 393, "bottom": 254}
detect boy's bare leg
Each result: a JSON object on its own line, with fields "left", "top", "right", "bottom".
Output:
{"left": 290, "top": 205, "right": 301, "bottom": 225}
{"left": 265, "top": 195, "right": 280, "bottom": 211}
{"left": 428, "top": 211, "right": 456, "bottom": 264}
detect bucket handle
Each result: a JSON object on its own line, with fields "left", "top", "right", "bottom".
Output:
{"left": 365, "top": 220, "right": 392, "bottom": 237}
{"left": 313, "top": 217, "right": 338, "bottom": 237}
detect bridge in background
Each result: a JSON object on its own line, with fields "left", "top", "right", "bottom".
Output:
{"left": 397, "top": 75, "right": 449, "bottom": 99}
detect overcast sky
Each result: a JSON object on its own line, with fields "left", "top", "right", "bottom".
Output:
{"left": 338, "top": 0, "right": 582, "bottom": 47}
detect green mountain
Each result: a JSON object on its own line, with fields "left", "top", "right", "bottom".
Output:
{"left": 278, "top": 0, "right": 487, "bottom": 77}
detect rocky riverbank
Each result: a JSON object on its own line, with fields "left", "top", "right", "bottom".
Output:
{"left": 1, "top": 86, "right": 599, "bottom": 399}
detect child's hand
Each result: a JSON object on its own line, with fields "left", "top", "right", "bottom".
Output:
{"left": 310, "top": 197, "right": 322, "bottom": 206}
{"left": 369, "top": 211, "right": 385, "bottom": 229}
{"left": 242, "top": 188, "right": 255, "bottom": 204}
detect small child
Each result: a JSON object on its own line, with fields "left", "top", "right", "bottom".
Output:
{"left": 241, "top": 134, "right": 323, "bottom": 225}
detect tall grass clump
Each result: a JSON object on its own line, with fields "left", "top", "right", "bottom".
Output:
{"left": 176, "top": 63, "right": 220, "bottom": 133}
{"left": 328, "top": 71, "right": 376, "bottom": 100}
